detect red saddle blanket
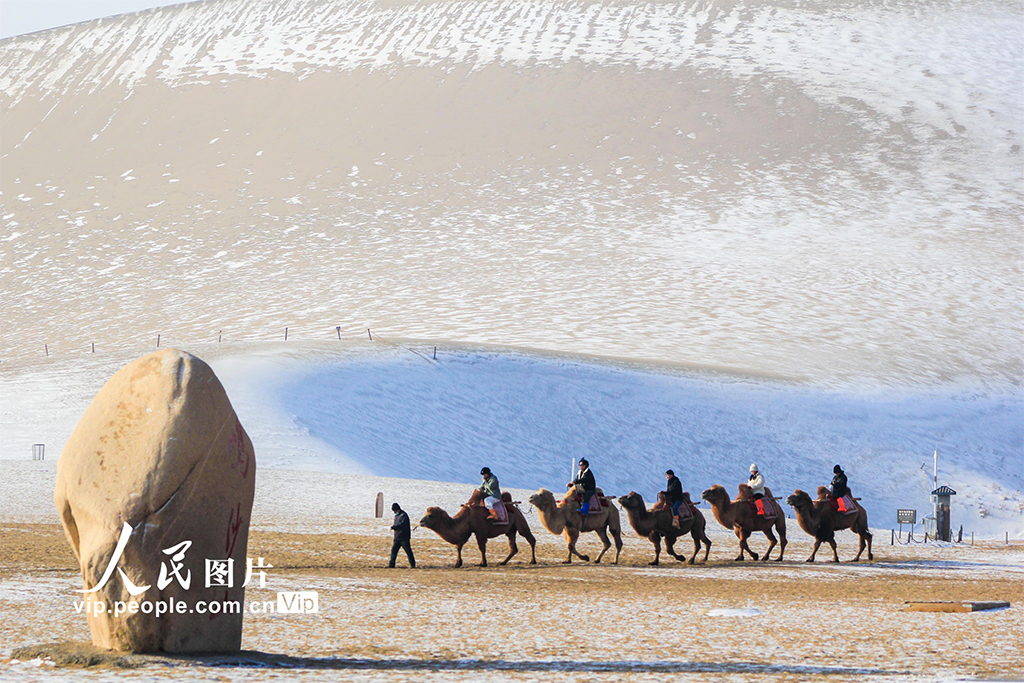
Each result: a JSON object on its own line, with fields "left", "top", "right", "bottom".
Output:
{"left": 748, "top": 498, "right": 777, "bottom": 520}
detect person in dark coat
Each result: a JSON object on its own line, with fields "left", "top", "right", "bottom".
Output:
{"left": 663, "top": 469, "right": 684, "bottom": 527}
{"left": 567, "top": 458, "right": 597, "bottom": 515}
{"left": 831, "top": 465, "right": 850, "bottom": 512}
{"left": 478, "top": 467, "right": 503, "bottom": 521}
{"left": 388, "top": 502, "right": 416, "bottom": 568}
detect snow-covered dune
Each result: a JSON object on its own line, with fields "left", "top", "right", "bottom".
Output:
{"left": 1, "top": 0, "right": 1020, "bottom": 385}
{"left": 235, "top": 345, "right": 1023, "bottom": 538}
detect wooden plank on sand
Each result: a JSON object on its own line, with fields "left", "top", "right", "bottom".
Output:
{"left": 904, "top": 601, "right": 1010, "bottom": 613}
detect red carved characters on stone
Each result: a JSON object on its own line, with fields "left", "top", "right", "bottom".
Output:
{"left": 227, "top": 418, "right": 250, "bottom": 479}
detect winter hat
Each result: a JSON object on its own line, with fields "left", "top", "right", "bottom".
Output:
{"left": 833, "top": 465, "right": 842, "bottom": 473}
{"left": 749, "top": 463, "right": 759, "bottom": 473}
{"left": 481, "top": 467, "right": 491, "bottom": 475}
{"left": 391, "top": 503, "right": 401, "bottom": 511}
{"left": 666, "top": 469, "right": 675, "bottom": 476}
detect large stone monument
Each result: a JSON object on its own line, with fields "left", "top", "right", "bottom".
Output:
{"left": 55, "top": 349, "right": 256, "bottom": 652}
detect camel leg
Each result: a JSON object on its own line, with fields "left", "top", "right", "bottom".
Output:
{"left": 563, "top": 528, "right": 590, "bottom": 563}
{"left": 499, "top": 531, "right": 519, "bottom": 566}
{"left": 455, "top": 543, "right": 465, "bottom": 568}
{"left": 649, "top": 532, "right": 662, "bottom": 566}
{"left": 852, "top": 530, "right": 865, "bottom": 562}
{"left": 664, "top": 535, "right": 686, "bottom": 563}
{"left": 612, "top": 529, "right": 623, "bottom": 565}
{"left": 702, "top": 532, "right": 712, "bottom": 563}
{"left": 808, "top": 539, "right": 821, "bottom": 562}
{"left": 737, "top": 528, "right": 759, "bottom": 561}
{"left": 475, "top": 534, "right": 488, "bottom": 567}
{"left": 520, "top": 525, "right": 538, "bottom": 565}
{"left": 852, "top": 522, "right": 873, "bottom": 562}
{"left": 761, "top": 527, "right": 778, "bottom": 562}
{"left": 687, "top": 530, "right": 700, "bottom": 564}
{"left": 593, "top": 527, "right": 612, "bottom": 564}
{"left": 777, "top": 527, "right": 787, "bottom": 561}
{"left": 829, "top": 538, "right": 839, "bottom": 562}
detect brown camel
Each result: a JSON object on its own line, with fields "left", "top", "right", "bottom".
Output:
{"left": 701, "top": 484, "right": 787, "bottom": 561}
{"left": 527, "top": 489, "right": 622, "bottom": 564}
{"left": 617, "top": 491, "right": 711, "bottom": 565}
{"left": 419, "top": 495, "right": 537, "bottom": 567}
{"left": 786, "top": 488, "right": 874, "bottom": 562}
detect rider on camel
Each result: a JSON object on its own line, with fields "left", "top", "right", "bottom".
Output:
{"left": 479, "top": 467, "right": 503, "bottom": 521}
{"left": 664, "top": 469, "right": 684, "bottom": 528}
{"left": 748, "top": 463, "right": 766, "bottom": 516}
{"left": 567, "top": 458, "right": 597, "bottom": 515}
{"left": 830, "top": 464, "right": 850, "bottom": 512}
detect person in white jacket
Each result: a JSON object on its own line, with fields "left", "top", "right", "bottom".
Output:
{"left": 748, "top": 463, "right": 766, "bottom": 516}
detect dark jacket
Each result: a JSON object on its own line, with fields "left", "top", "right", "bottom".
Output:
{"left": 479, "top": 474, "right": 502, "bottom": 500}
{"left": 664, "top": 475, "right": 683, "bottom": 503}
{"left": 831, "top": 470, "right": 849, "bottom": 499}
{"left": 391, "top": 509, "right": 411, "bottom": 542}
{"left": 572, "top": 467, "right": 596, "bottom": 494}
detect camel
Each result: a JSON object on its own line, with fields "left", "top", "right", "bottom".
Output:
{"left": 527, "top": 489, "right": 623, "bottom": 564}
{"left": 786, "top": 488, "right": 874, "bottom": 562}
{"left": 419, "top": 495, "right": 537, "bottom": 568}
{"left": 701, "top": 484, "right": 787, "bottom": 561}
{"left": 617, "top": 491, "right": 711, "bottom": 565}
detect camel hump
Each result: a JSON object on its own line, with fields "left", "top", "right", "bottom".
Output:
{"left": 681, "top": 491, "right": 692, "bottom": 503}
{"left": 816, "top": 486, "right": 831, "bottom": 500}
{"left": 595, "top": 487, "right": 605, "bottom": 497}
{"left": 737, "top": 483, "right": 752, "bottom": 500}
{"left": 763, "top": 486, "right": 774, "bottom": 498}
{"left": 501, "top": 492, "right": 512, "bottom": 503}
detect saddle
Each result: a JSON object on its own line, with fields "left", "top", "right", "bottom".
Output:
{"left": 488, "top": 501, "right": 509, "bottom": 524}
{"left": 738, "top": 486, "right": 777, "bottom": 520}
{"left": 829, "top": 494, "right": 859, "bottom": 515}
{"left": 818, "top": 487, "right": 858, "bottom": 515}
{"left": 468, "top": 491, "right": 519, "bottom": 524}
{"left": 561, "top": 488, "right": 608, "bottom": 514}
{"left": 654, "top": 492, "right": 695, "bottom": 519}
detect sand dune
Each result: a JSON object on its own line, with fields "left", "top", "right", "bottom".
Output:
{"left": 1, "top": 0, "right": 1020, "bottom": 385}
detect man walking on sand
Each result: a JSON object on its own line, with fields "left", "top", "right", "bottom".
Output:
{"left": 388, "top": 502, "right": 416, "bottom": 568}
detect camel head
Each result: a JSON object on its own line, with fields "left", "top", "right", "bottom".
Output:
{"left": 701, "top": 485, "right": 727, "bottom": 505}
{"left": 528, "top": 489, "right": 555, "bottom": 509}
{"left": 787, "top": 490, "right": 813, "bottom": 509}
{"left": 419, "top": 506, "right": 450, "bottom": 530}
{"left": 617, "top": 491, "right": 644, "bottom": 510}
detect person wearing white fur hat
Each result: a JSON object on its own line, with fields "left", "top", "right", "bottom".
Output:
{"left": 748, "top": 463, "right": 766, "bottom": 516}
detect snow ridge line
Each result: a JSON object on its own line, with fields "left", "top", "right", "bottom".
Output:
{"left": 1, "top": 0, "right": 1020, "bottom": 152}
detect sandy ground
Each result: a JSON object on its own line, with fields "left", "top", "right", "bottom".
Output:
{"left": 2, "top": 503, "right": 1023, "bottom": 681}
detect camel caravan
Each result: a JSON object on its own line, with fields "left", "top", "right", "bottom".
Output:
{"left": 418, "top": 460, "right": 873, "bottom": 567}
